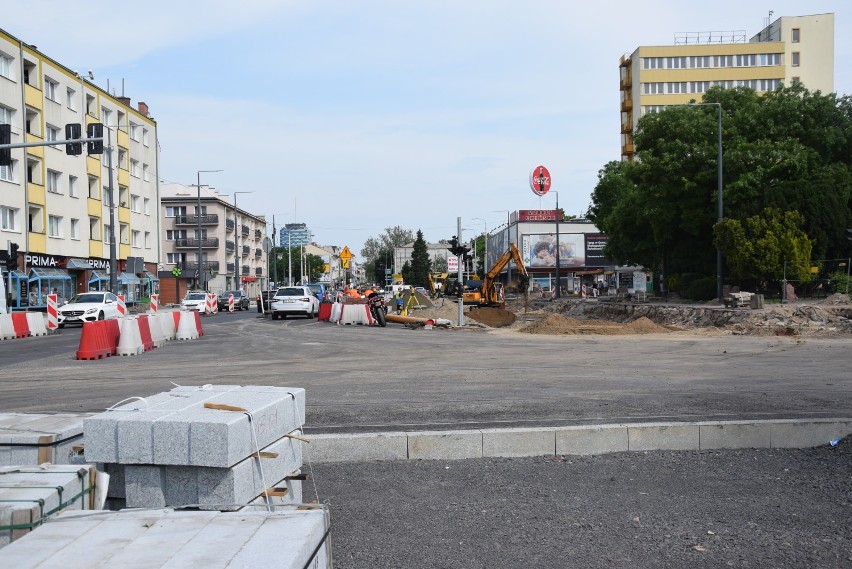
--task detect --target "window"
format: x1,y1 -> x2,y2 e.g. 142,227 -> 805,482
88,176 -> 99,199
792,28 -> 800,43
0,105 -> 13,126
142,163 -> 149,181
47,170 -> 61,194
143,197 -> 150,215
165,206 -> 186,218
120,223 -> 129,244
142,128 -> 149,146
132,230 -> 140,247
791,76 -> 801,84
117,148 -> 127,169
0,161 -> 14,182
66,87 -> 76,110
129,122 -> 139,141
89,217 -> 100,240
48,215 -> 62,237
46,124 -> 59,142
117,110 -> 125,131
44,78 -> 58,102
70,218 -> 79,240
0,52 -> 13,80
118,186 -> 128,207
1,206 -> 19,231
103,224 -> 112,244
130,159 -> 140,177
69,175 -> 78,197
28,205 -> 43,233
166,229 -> 187,240
792,52 -> 800,67
144,231 -> 151,248
130,194 -> 140,212
101,106 -> 111,126
167,253 -> 186,264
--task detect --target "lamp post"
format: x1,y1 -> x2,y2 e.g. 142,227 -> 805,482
550,191 -> 561,298
687,102 -> 724,302
196,169 -> 222,291
232,191 -> 253,291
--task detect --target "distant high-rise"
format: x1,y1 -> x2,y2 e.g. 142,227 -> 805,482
620,13 -> 834,161
279,223 -> 311,247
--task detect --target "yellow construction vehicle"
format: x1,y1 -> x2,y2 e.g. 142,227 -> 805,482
461,243 -> 529,308
427,272 -> 449,297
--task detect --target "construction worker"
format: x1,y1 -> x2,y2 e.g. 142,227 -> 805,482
346,286 -> 361,299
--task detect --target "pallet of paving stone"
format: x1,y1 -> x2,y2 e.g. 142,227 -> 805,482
124,429 -> 304,510
0,506 -> 332,568
84,385 -> 306,467
0,464 -> 98,548
0,413 -> 91,466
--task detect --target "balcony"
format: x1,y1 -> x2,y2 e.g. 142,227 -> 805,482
254,229 -> 262,240
242,245 -> 250,256
180,261 -> 220,273
241,225 -> 250,237
175,214 -> 219,226
175,238 -> 219,249
254,248 -> 262,258
621,121 -> 633,134
225,240 -> 235,252
225,219 -> 235,232
227,263 -> 236,274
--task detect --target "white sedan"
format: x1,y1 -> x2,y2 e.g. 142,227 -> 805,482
181,291 -> 208,311
270,286 -> 321,319
58,292 -> 122,327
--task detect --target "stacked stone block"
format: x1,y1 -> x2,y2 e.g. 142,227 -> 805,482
0,413 -> 91,466
84,385 -> 307,511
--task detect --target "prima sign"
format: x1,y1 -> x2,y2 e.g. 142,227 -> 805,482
25,254 -> 61,268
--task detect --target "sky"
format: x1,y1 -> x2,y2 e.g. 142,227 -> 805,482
6,1 -> 851,259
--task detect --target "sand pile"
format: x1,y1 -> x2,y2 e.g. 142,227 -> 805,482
518,314 -> 673,335
466,307 -> 516,327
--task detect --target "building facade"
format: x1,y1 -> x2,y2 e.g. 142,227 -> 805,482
1,29 -> 160,308
279,223 -> 311,248
159,183 -> 267,303
620,13 -> 834,161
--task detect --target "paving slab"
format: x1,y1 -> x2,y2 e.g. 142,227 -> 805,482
408,430 -> 482,460
628,422 -> 700,451
698,421 -> 772,449
482,427 -> 555,457
556,424 -> 629,455
0,413 -> 90,466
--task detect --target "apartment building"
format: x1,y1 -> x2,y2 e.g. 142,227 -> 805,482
620,13 -> 834,161
0,29 -> 159,308
159,183 -> 268,303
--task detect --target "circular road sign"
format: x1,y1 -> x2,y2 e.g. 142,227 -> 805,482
530,165 -> 552,196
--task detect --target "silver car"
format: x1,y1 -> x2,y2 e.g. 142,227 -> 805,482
270,286 -> 321,320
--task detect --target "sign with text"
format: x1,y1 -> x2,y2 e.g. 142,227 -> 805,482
447,256 -> 459,272
529,165 -> 551,196
518,209 -> 560,222
584,233 -> 616,267
522,234 -> 586,268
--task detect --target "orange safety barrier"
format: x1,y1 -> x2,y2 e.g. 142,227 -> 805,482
193,310 -> 205,337
318,303 -> 332,322
137,315 -> 155,352
11,312 -> 30,338
76,320 -> 117,360
106,319 -> 121,347
172,311 -> 182,328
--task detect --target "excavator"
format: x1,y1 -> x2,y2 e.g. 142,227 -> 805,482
460,243 -> 529,308
426,272 -> 449,297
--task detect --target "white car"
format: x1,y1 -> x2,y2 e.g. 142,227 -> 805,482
270,286 -> 321,320
181,291 -> 208,311
58,291 -> 121,327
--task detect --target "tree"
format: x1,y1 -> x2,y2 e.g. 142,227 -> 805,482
361,226 -> 414,266
410,230 -> 431,287
400,261 -> 412,286
714,208 -> 813,285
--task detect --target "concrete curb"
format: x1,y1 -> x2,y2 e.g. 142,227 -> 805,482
304,418 -> 852,463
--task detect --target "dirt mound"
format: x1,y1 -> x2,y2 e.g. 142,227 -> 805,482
466,307 -> 516,327
823,293 -> 851,305
518,314 -> 673,336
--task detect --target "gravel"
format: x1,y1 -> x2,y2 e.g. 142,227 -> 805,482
311,443 -> 851,568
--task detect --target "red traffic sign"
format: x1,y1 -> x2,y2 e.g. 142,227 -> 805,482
530,165 -> 551,196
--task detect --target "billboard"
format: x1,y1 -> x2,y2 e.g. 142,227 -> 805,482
584,233 -> 616,267
522,234 -> 586,268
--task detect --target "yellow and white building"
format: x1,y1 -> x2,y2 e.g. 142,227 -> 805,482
0,29 -> 159,308
620,13 -> 834,161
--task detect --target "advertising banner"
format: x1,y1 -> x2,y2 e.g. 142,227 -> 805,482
522,234 -> 586,268
584,233 -> 616,267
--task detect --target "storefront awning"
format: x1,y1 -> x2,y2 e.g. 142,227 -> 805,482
145,271 -> 159,282
89,271 -> 110,283
66,259 -> 94,270
29,267 -> 71,280
118,272 -> 141,284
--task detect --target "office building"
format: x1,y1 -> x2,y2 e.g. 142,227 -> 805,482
279,223 -> 311,248
620,13 -> 834,160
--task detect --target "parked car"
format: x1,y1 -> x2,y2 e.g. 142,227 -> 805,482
218,290 -> 250,311
269,286 -> 321,320
57,291 -> 121,327
256,289 -> 278,313
181,291 -> 208,311
304,283 -> 327,301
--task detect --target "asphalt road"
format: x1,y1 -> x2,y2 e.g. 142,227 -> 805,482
0,310 -> 849,432
2,310 -> 851,567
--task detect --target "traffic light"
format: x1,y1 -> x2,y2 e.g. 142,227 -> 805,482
7,242 -> 19,271
65,123 -> 82,155
447,236 -> 459,254
0,124 -> 11,167
87,123 -> 104,154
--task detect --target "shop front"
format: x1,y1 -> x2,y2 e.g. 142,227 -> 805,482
27,267 -> 73,308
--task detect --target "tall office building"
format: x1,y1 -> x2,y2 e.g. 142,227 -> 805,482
0,29 -> 159,308
279,223 -> 311,248
620,13 -> 834,161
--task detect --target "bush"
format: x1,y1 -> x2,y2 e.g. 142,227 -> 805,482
683,277 -> 717,301
829,271 -> 852,294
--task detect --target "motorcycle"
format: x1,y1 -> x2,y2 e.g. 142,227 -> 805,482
366,292 -> 387,327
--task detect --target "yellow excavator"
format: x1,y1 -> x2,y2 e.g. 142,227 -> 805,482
427,272 -> 449,297
461,243 -> 529,308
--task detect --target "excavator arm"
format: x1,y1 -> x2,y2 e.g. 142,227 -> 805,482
480,243 -> 529,304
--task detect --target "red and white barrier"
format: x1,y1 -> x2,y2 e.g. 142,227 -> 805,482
117,295 -> 127,318
176,311 -> 200,340
204,293 -> 215,316
116,317 -> 143,356
25,312 -> 48,336
149,294 -> 159,313
0,314 -> 16,340
46,294 -> 58,331
228,293 -> 234,312
581,285 -> 587,299
212,293 -> 219,314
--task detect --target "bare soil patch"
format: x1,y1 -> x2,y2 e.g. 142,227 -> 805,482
518,314 -> 673,335
466,307 -> 516,327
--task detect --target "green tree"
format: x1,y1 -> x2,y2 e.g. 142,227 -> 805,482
410,230 -> 431,287
400,261 -> 412,286
714,208 -> 813,284
361,226 -> 414,267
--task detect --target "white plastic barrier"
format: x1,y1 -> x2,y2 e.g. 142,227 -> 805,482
25,312 -> 48,336
330,303 -> 343,323
339,304 -> 373,325
148,314 -> 166,348
159,312 -> 176,341
116,317 -> 143,356
0,314 -> 16,340
175,310 -> 199,340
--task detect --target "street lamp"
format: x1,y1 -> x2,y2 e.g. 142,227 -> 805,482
687,102 -> 724,302
551,191 -> 561,298
196,169 -> 223,291
232,191 -> 253,291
